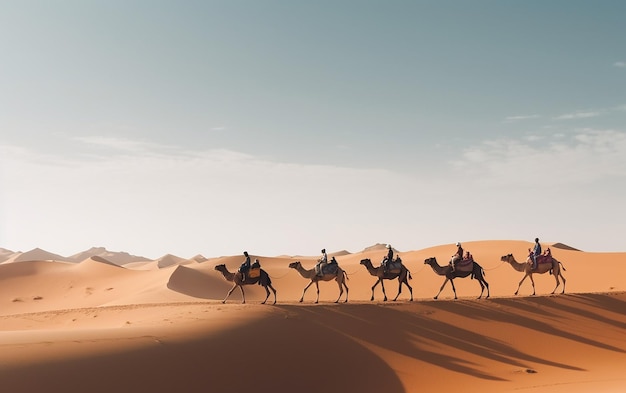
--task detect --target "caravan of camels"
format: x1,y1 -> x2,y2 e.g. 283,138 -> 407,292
215,240 -> 567,304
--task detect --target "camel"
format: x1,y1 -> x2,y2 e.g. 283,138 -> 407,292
359,258 -> 413,301
424,257 -> 490,300
288,261 -> 349,303
500,253 -> 566,295
214,264 -> 277,304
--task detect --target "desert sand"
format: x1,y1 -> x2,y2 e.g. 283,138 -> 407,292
0,240 -> 624,392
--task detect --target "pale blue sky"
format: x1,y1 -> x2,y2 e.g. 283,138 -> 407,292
1,1 -> 625,259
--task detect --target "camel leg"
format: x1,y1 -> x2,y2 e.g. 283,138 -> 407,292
404,278 -> 414,301
342,279 -> 349,303
269,284 -> 277,304
449,279 -> 458,300
434,278 -> 450,300
477,280 -> 485,299
559,272 -> 566,294
528,274 -> 536,296
475,272 -> 489,299
300,281 -> 314,303
334,277 -> 343,303
370,279 -> 381,301
223,283 -> 238,304
262,286 -> 270,304
393,274 -> 411,301
551,269 -> 563,294
483,278 -> 490,299
515,274 -> 529,295
380,279 -> 388,301
315,282 -> 321,304
239,285 -> 246,304
393,278 -> 403,301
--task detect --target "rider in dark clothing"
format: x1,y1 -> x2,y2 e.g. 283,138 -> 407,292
531,238 -> 542,270
239,251 -> 251,281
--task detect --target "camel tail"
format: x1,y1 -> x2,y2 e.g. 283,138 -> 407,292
559,261 -> 567,272
408,270 -> 413,280
343,270 -> 349,281
470,266 -> 485,280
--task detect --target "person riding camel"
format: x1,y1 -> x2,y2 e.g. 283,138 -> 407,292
315,248 -> 328,277
450,242 -> 463,272
543,247 -> 551,258
530,238 -> 542,270
239,251 -> 251,281
382,244 -> 394,273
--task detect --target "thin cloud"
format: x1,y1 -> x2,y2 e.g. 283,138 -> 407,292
614,61 -> 626,68
504,114 -> 540,122
451,129 -> 626,187
553,111 -> 601,120
72,136 -> 177,155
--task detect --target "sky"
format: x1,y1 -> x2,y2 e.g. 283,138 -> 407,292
1,1 -> 625,259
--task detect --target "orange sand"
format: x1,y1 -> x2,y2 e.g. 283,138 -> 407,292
0,240 -> 624,392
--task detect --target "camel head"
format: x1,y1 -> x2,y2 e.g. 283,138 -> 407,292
500,254 -> 513,262
288,261 -> 301,269
359,258 -> 371,266
214,264 -> 226,271
424,257 -> 437,265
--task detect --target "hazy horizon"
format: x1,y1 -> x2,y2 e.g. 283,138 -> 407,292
2,1 -> 625,259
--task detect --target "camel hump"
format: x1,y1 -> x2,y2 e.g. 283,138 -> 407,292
387,260 -> 403,273
248,267 -> 261,278
537,255 -> 554,265
455,260 -> 474,273
321,263 -> 339,276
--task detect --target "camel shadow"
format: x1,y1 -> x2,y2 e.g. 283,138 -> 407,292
456,296 -> 626,353
550,293 -> 626,330
276,293 -> 626,383
284,303 -> 582,382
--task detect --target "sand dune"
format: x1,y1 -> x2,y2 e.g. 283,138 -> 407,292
0,240 -> 624,392
67,246 -> 151,265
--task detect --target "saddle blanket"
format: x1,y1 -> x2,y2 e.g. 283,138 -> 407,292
320,263 -> 338,275
528,255 -> 554,265
248,267 -> 261,278
383,261 -> 402,274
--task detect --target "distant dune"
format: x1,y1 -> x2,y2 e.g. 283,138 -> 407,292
0,240 -> 624,393
550,242 -> 581,251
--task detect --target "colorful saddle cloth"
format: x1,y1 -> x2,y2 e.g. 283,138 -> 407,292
535,254 -> 554,265
248,267 -> 261,278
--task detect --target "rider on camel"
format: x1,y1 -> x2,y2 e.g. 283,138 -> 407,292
451,242 -> 463,272
239,251 -> 251,281
530,238 -> 542,270
382,244 -> 394,273
315,248 -> 328,277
